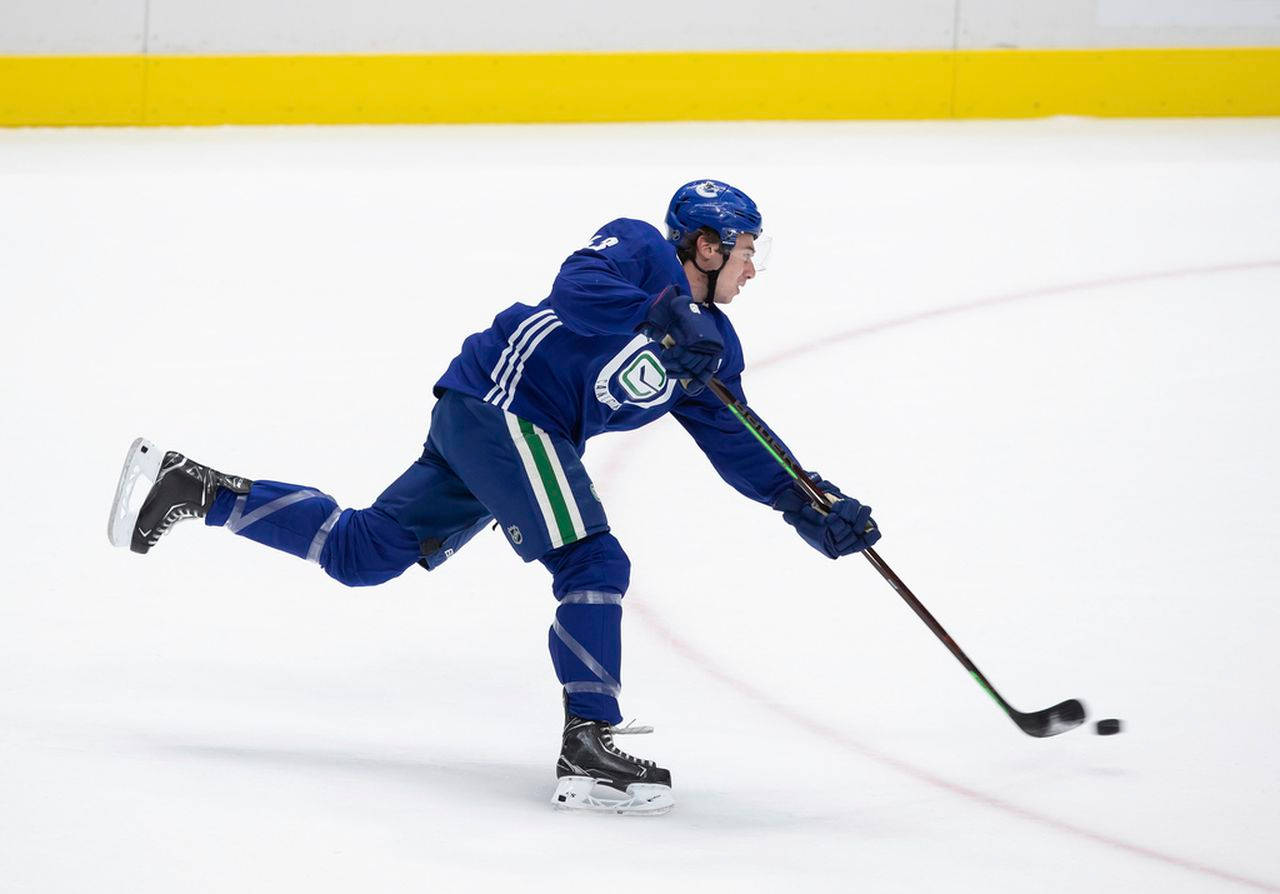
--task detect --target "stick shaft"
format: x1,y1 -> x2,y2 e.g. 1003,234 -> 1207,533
702,376 -> 1017,715
858,547 -> 1015,713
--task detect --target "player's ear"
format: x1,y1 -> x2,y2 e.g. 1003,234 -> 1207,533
697,232 -> 721,260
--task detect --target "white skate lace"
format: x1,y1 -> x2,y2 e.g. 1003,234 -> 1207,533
600,724 -> 655,768
609,719 -> 654,735
150,504 -> 202,544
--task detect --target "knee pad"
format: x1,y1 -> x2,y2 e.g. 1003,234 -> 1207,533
539,531 -> 630,599
320,506 -> 423,587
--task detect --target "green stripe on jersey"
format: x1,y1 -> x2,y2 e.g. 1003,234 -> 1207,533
518,418 -> 578,546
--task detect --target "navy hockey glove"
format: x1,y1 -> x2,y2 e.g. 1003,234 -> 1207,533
641,287 -> 724,394
772,474 -> 881,559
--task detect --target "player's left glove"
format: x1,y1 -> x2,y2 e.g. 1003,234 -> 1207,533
772,473 -> 881,559
641,286 -> 724,394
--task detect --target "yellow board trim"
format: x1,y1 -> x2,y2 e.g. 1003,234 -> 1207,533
2,48 -> 1278,126
0,56 -> 147,125
955,48 -> 1280,118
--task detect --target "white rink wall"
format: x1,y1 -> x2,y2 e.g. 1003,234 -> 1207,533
3,0 -> 1280,55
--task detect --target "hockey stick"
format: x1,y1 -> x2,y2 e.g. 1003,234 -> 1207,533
701,376 -> 1086,738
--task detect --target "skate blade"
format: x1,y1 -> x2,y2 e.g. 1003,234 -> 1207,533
551,776 -> 673,816
107,437 -> 163,548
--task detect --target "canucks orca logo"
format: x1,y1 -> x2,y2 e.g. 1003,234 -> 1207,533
694,181 -> 723,198
618,350 -> 667,401
594,337 -> 678,411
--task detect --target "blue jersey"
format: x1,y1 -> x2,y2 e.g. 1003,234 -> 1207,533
435,218 -> 793,505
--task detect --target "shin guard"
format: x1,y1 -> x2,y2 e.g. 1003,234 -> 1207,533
541,532 -> 631,724
206,481 -> 421,586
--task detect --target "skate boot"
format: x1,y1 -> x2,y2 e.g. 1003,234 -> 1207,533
552,712 -> 673,816
108,437 -> 252,554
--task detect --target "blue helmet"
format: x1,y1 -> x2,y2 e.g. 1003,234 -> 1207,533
665,179 -> 763,251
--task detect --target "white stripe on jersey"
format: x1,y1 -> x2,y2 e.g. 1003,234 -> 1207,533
495,313 -> 558,396
485,309 -> 555,402
500,319 -> 562,411
488,311 -> 560,407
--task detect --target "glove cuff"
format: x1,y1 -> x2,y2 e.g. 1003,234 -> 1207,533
770,472 -> 844,513
641,285 -> 685,337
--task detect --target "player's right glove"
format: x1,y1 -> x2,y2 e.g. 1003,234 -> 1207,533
772,473 -> 881,559
641,286 -> 724,394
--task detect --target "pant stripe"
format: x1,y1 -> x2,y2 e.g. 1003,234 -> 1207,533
306,507 -> 343,563
508,415 -> 584,548
226,489 -> 323,534
536,426 -> 587,540
520,420 -> 577,546
505,413 -> 564,547
553,619 -> 620,694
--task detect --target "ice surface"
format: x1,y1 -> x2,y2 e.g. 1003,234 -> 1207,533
1,118 -> 1278,893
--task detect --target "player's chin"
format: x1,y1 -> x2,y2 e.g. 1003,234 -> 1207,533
717,285 -> 744,304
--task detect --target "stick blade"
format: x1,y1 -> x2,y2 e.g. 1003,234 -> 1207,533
1013,699 -> 1086,738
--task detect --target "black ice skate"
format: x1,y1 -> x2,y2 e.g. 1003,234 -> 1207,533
107,437 -> 252,554
553,712 -> 673,815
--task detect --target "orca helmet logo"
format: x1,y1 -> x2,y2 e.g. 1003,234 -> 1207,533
694,181 -> 723,199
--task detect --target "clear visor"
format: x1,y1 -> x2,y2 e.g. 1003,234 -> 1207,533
728,233 -> 772,272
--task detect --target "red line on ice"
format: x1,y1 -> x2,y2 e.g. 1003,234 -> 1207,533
757,258 -> 1280,369
630,602 -> 1278,892
609,258 -> 1280,893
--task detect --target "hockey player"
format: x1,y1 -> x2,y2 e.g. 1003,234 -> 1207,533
107,179 -> 881,815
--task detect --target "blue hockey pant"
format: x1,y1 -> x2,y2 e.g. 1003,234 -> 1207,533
204,389 -> 630,723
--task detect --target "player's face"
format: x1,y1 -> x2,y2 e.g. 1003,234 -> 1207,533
712,234 -> 757,304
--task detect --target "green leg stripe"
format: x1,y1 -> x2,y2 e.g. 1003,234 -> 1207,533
518,418 -> 578,545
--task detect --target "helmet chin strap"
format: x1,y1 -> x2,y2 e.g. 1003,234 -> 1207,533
692,250 -> 728,303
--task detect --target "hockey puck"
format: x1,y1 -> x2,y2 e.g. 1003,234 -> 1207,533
1095,718 -> 1123,735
